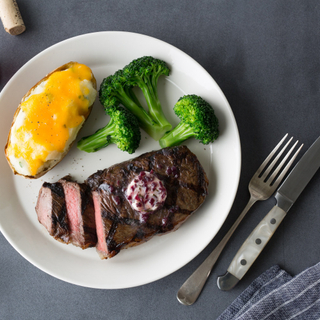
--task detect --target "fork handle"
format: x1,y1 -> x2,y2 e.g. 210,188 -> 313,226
217,205 -> 287,290
176,196 -> 257,306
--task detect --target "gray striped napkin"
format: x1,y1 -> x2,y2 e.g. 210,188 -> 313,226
217,262 -> 320,320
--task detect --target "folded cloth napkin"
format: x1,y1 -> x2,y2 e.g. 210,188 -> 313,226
217,262 -> 320,320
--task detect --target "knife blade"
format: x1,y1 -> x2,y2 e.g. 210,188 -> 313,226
217,136 -> 320,291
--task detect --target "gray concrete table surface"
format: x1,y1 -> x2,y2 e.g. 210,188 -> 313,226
1,1 -> 320,319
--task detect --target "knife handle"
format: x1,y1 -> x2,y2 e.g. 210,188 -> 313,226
227,205 -> 287,282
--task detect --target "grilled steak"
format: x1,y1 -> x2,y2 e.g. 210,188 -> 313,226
36,181 -> 70,243
86,145 -> 209,259
59,176 -> 97,249
36,176 -> 97,248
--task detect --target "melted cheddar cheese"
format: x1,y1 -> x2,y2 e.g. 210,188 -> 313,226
7,62 -> 97,176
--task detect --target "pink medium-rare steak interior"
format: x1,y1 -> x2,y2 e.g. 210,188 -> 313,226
59,176 -> 97,249
92,190 -> 110,258
63,181 -> 80,239
36,186 -> 53,233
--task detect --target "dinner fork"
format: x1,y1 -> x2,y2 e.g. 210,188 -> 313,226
177,134 -> 302,306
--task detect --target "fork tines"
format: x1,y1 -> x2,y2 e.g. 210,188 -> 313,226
258,134 -> 303,185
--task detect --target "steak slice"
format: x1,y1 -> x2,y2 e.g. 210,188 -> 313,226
36,181 -> 70,243
86,145 -> 209,259
59,176 -> 97,249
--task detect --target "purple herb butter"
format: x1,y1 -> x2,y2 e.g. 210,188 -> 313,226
125,170 -> 167,219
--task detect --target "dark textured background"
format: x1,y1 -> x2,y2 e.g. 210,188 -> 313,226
1,1 -> 320,319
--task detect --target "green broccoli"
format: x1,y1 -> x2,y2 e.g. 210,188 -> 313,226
159,94 -> 219,148
99,56 -> 172,141
77,105 -> 141,154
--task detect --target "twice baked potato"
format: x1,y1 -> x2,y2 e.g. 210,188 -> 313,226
5,61 -> 97,179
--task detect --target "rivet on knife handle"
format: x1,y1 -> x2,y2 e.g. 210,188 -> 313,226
217,205 -> 287,291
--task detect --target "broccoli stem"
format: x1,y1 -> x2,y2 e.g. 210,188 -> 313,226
77,120 -> 116,153
115,85 -> 167,140
159,122 -> 195,148
138,80 -> 172,134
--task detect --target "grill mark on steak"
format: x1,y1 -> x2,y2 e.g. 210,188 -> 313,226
36,182 -> 70,243
43,182 -> 64,198
43,182 -> 69,232
79,186 -> 98,247
105,220 -> 119,255
86,145 -> 209,259
80,187 -> 90,214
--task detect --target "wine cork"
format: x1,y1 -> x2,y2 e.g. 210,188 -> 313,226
0,0 -> 26,35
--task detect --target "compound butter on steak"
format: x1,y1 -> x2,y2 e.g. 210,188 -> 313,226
86,145 -> 209,259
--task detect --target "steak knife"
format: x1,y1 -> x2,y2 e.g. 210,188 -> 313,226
217,136 -> 320,291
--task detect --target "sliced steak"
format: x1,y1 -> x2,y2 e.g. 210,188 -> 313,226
36,181 -> 70,243
59,176 -> 97,249
86,145 -> 209,259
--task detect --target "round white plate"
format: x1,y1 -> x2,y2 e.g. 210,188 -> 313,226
0,31 -> 241,289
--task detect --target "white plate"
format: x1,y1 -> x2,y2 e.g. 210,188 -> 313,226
0,31 -> 241,289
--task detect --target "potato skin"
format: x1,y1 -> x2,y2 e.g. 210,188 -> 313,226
4,61 -> 97,179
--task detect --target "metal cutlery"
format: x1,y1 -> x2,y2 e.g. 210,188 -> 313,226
177,134 -> 302,305
217,136 -> 320,290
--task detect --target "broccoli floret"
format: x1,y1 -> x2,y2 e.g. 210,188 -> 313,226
99,56 -> 172,141
99,70 -> 144,112
122,56 -> 172,135
77,105 -> 141,154
159,94 -> 219,148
